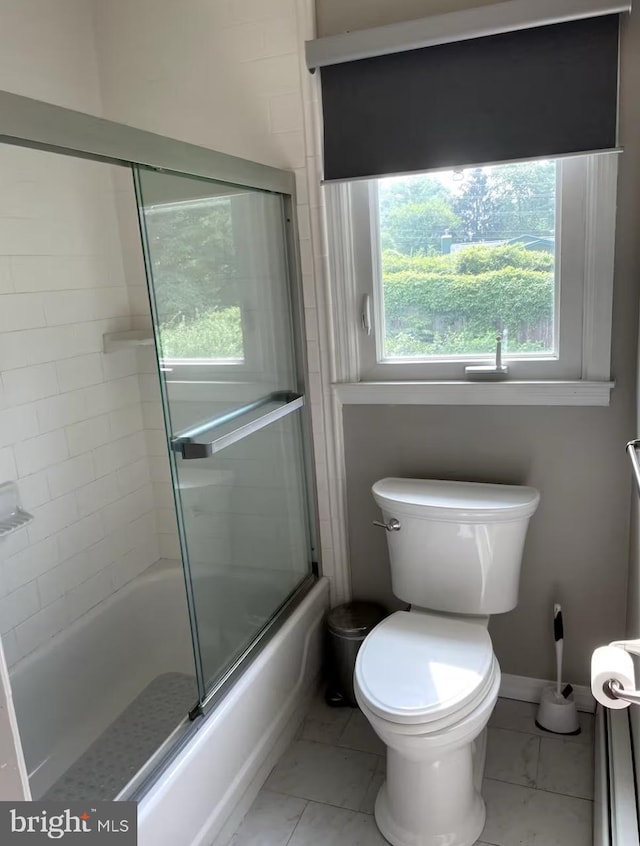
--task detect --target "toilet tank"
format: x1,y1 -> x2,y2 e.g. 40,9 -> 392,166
372,478 -> 540,615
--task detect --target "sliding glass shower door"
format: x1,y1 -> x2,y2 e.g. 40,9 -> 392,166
134,166 -> 316,705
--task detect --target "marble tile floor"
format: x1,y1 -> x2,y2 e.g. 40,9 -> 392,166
228,694 -> 595,846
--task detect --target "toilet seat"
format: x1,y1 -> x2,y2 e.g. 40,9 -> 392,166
355,611 -> 495,726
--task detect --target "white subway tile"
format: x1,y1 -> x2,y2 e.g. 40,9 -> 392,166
0,447 -> 17,481
42,290 -> 95,326
56,540 -> 111,597
36,390 -> 87,434
0,257 -> 13,294
0,582 -> 40,634
92,288 -> 129,321
57,513 -> 104,562
1,363 -> 59,407
138,374 -> 162,403
244,53 -> 300,96
0,294 -> 47,332
102,485 -> 154,535
37,565 -> 67,608
149,456 -> 172,485
158,532 -> 181,560
114,512 -> 157,557
76,474 -> 120,517
27,494 -> 78,544
141,401 -> 164,430
127,286 -> 152,318
110,542 -> 157,591
67,569 -> 112,621
13,596 -> 68,657
263,15 -> 297,54
145,430 -> 169,458
66,414 -> 111,457
229,0 -> 295,24
93,431 -> 146,478
15,429 -> 68,476
102,349 -> 138,381
83,375 -> 140,415
47,454 -> 95,498
108,404 -> 143,440
2,537 -> 58,593
56,353 -> 103,392
116,458 -> 151,495
0,328 -> 59,369
10,255 -> 115,293
152,484 -> 176,510
223,22 -> 266,63
18,470 -> 51,511
0,405 -> 40,449
269,93 -> 304,134
1,630 -> 20,667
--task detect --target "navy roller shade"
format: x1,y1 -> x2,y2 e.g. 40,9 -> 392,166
320,15 -> 620,181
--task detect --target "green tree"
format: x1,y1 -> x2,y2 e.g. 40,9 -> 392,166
382,199 -> 459,254
489,160 -> 556,238
144,198 -> 237,325
453,169 -> 500,241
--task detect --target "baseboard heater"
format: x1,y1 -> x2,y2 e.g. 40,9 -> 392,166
595,706 -> 640,846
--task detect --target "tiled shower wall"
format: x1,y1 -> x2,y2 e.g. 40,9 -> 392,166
0,150 -> 162,668
0,0 -> 169,669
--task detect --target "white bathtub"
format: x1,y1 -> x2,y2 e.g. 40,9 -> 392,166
138,575 -> 328,846
9,559 -> 196,799
9,558 -> 328,845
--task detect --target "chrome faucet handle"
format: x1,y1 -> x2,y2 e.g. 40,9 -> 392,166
372,518 -> 401,532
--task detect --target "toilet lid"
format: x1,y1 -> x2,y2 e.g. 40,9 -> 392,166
355,611 -> 494,725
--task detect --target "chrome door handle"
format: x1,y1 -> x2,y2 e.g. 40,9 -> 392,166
372,518 -> 401,532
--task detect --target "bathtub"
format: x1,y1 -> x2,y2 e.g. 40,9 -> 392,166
9,559 -> 196,800
9,558 -> 328,845
137,575 -> 328,846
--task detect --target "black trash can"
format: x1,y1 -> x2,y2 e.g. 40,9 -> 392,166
326,602 -> 386,707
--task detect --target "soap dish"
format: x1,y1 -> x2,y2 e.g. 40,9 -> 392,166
0,482 -> 34,537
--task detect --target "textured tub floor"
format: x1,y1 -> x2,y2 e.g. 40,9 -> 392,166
44,672 -> 195,801
228,693 -> 595,846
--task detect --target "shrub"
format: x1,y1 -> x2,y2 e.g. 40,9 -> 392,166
381,245 -> 554,355
160,307 -> 244,359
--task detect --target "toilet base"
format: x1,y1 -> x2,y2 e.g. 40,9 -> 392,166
374,778 -> 486,846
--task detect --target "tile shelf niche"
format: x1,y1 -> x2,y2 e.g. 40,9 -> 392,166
102,330 -> 154,353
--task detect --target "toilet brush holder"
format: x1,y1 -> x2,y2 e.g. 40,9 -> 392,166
535,685 -> 580,735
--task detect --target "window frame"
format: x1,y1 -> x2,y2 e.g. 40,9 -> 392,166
326,153 -> 618,405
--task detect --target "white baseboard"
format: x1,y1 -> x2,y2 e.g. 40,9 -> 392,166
500,673 -> 595,713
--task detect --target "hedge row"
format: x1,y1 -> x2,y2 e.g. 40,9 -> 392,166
382,246 -> 554,354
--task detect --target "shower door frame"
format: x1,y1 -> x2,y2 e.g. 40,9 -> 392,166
0,88 -> 321,794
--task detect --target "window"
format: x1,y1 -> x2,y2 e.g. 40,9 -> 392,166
336,153 -> 617,395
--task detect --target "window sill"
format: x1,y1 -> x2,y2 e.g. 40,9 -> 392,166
332,380 -> 615,406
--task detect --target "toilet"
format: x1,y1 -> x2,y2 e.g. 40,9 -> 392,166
355,478 -> 540,846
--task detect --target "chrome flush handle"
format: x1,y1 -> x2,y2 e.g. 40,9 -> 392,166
372,518 -> 401,532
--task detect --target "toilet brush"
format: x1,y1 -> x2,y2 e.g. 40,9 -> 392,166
535,603 -> 580,735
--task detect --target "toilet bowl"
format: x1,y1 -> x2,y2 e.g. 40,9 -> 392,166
359,478 -> 540,846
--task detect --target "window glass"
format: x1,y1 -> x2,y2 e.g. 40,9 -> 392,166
376,160 -> 557,360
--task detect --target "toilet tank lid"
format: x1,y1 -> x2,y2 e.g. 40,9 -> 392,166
372,478 -> 540,522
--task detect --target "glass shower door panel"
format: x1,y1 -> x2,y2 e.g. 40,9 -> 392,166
177,409 -> 311,685
135,166 -> 314,699
136,168 -> 296,430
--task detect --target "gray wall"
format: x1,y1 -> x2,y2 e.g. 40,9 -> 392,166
324,0 -> 640,686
